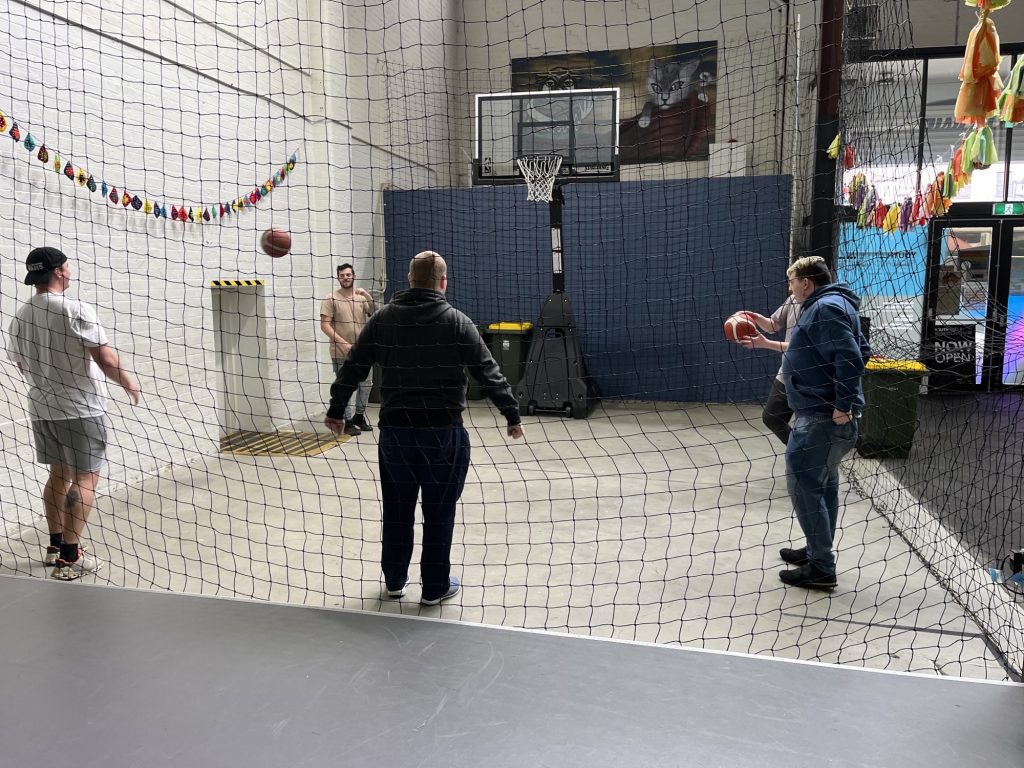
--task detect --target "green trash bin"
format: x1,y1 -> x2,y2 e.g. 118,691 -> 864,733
486,321 -> 534,388
466,325 -> 490,401
857,358 -> 928,458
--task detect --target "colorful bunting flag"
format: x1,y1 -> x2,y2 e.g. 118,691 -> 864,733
1,107 -> 299,223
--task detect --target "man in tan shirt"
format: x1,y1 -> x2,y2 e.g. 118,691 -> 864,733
320,263 -> 375,436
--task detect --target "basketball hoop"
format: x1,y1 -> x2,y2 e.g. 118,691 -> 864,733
516,154 -> 563,202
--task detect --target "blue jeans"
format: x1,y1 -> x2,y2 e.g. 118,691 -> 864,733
332,359 -> 372,420
378,425 -> 470,600
785,412 -> 859,575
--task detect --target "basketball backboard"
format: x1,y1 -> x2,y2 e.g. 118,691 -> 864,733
473,88 -> 620,184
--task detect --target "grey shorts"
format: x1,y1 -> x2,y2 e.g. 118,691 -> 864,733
32,416 -> 109,474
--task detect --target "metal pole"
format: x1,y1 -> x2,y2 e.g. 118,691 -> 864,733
808,0 -> 845,267
788,13 -> 802,261
777,0 -> 792,176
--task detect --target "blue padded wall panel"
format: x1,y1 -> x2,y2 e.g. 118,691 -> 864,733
383,177 -> 791,403
383,186 -> 549,329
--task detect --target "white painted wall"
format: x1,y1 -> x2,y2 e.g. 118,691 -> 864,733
0,0 -> 473,532
329,0 -> 462,290
0,0 -> 333,530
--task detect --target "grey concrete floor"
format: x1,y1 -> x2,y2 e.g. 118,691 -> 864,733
1,401 -> 1017,679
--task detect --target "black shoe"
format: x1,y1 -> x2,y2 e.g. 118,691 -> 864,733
385,580 -> 408,599
779,546 -> 809,566
350,413 -> 373,432
343,423 -> 362,437
779,563 -> 837,590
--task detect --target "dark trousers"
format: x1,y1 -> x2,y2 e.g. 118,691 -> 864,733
378,425 -> 470,600
763,378 -> 793,445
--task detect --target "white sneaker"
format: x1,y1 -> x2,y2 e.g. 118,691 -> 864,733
44,543 -> 87,566
51,551 -> 103,581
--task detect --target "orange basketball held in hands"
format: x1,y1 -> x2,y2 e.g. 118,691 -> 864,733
260,228 -> 291,258
723,312 -> 758,342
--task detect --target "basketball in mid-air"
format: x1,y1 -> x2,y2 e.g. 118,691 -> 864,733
723,312 -> 758,342
260,228 -> 291,258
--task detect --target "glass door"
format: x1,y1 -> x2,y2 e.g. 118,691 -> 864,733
924,216 -> 1024,390
923,222 -> 993,389
999,226 -> 1024,385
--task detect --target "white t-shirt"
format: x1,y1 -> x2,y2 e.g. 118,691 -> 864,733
770,296 -> 802,381
7,292 -> 109,421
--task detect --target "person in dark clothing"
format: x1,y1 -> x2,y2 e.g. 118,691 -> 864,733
777,257 -> 870,590
738,293 -> 802,445
325,251 -> 525,605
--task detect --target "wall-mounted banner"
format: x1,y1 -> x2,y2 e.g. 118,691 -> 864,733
0,107 -> 298,223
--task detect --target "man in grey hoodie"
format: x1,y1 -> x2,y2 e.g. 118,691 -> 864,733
777,257 -> 870,590
325,251 -> 525,605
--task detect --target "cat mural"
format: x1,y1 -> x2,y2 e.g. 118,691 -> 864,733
619,54 -> 714,163
637,57 -> 702,128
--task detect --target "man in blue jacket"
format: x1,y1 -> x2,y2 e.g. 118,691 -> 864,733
778,257 -> 870,590
325,251 -> 525,605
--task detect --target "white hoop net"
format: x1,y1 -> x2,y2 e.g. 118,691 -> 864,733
516,154 -> 563,202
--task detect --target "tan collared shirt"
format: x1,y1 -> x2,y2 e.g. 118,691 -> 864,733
320,289 -> 373,360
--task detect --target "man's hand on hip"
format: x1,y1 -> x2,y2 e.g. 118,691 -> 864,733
832,408 -> 854,425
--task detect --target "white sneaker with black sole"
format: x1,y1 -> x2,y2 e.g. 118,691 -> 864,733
51,551 -> 104,581
385,580 -> 408,599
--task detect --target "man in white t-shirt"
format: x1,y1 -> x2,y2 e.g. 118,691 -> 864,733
7,247 -> 140,580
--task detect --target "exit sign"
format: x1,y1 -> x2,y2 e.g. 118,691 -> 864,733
993,202 -> 1024,215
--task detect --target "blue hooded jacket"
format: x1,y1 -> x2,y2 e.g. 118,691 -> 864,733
781,284 -> 871,414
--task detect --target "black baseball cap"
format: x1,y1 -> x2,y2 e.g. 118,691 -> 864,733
24,247 -> 68,285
